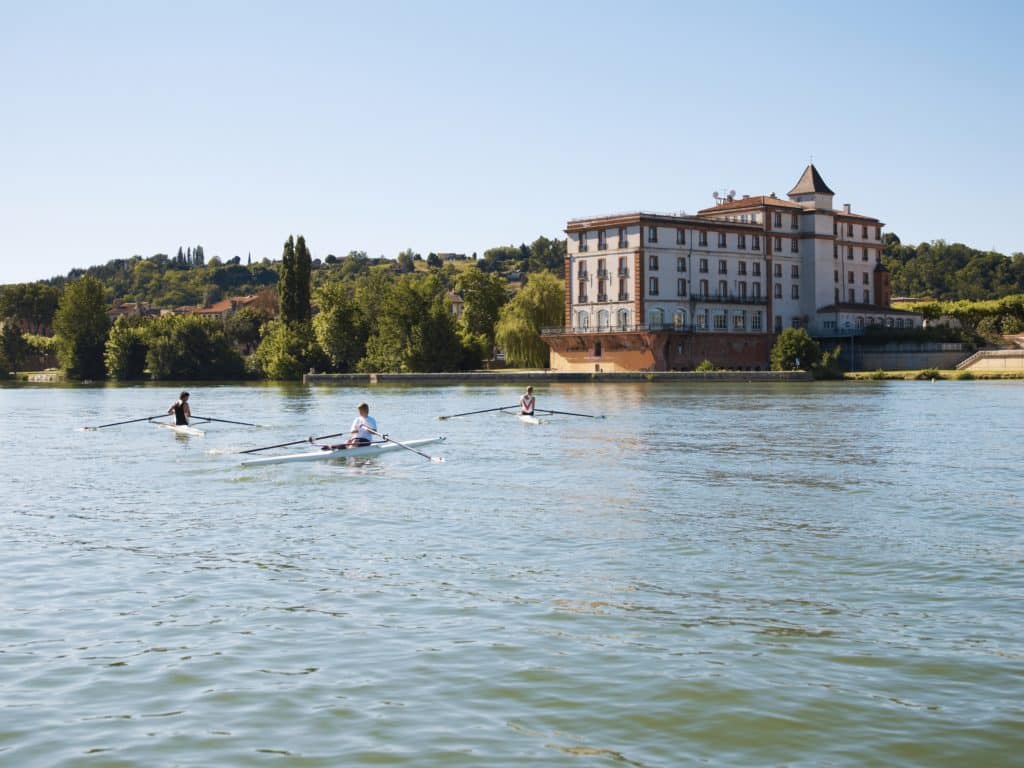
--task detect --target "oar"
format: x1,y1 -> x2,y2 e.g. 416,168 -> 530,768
190,415 -> 260,427
534,409 -> 606,419
82,414 -> 167,431
239,431 -> 349,454
438,405 -> 519,420
368,428 -> 445,463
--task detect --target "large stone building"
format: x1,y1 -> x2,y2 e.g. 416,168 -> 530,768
543,164 -> 921,371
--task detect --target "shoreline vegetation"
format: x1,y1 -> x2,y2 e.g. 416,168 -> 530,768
3,233 -> 1024,382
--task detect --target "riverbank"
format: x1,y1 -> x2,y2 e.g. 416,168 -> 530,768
304,370 -> 814,384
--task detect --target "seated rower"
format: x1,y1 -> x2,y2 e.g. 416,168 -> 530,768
321,402 -> 379,450
519,386 -> 535,416
168,391 -> 191,425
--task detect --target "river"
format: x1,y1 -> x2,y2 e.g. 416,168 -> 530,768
1,381 -> 1021,766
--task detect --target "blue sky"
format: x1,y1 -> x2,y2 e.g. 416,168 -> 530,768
2,0 -> 1021,283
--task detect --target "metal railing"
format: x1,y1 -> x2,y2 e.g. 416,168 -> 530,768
542,323 -> 696,336
692,294 -> 768,305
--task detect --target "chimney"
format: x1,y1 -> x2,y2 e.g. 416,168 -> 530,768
742,194 -> 750,199
843,203 -> 851,214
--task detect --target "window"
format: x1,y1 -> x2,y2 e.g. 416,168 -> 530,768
752,235 -> 760,250
578,232 -> 588,252
597,258 -> 607,278
773,263 -> 782,278
752,282 -> 761,299
718,232 -> 727,248
578,286 -> 588,302
773,212 -> 782,227
848,288 -> 855,303
733,311 -> 746,330
791,213 -> 799,229
774,283 -> 782,298
577,261 -> 587,278
834,270 -> 839,283
737,281 -> 747,299
862,248 -> 868,261
577,311 -> 588,329
862,225 -> 868,238
738,234 -> 746,249
738,261 -> 747,275
597,230 -> 607,250
774,315 -> 782,333
875,226 -> 881,241
833,220 -> 838,235
863,289 -> 871,304
791,264 -> 799,278
862,272 -> 869,285
647,226 -> 658,243
718,259 -> 728,274
649,253 -> 658,269
714,312 -> 727,330
618,227 -> 628,248
617,309 -> 629,329
676,228 -> 685,245
855,317 -> 864,329
847,223 -> 853,236
697,310 -> 708,330
648,308 -> 664,328
847,246 -> 853,260
699,279 -> 709,297
699,258 -> 708,273
618,257 -> 628,277
752,262 -> 761,276
649,277 -> 659,295
790,238 -> 799,253
677,278 -> 687,296
594,340 -> 602,356
773,237 -> 782,252
834,287 -> 840,302
699,231 -> 708,246
676,257 -> 686,272
752,312 -> 762,330
718,279 -> 728,297
597,279 -> 607,302
791,284 -> 799,299
791,317 -> 801,329
673,310 -> 687,329
597,310 -> 609,330
618,278 -> 628,301
833,243 -> 838,258
848,271 -> 854,283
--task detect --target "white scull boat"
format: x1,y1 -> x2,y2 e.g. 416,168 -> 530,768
157,422 -> 205,437
240,436 -> 445,467
517,414 -> 541,425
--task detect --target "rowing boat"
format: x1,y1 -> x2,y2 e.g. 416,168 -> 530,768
157,422 -> 205,437
517,414 -> 541,425
240,436 -> 445,467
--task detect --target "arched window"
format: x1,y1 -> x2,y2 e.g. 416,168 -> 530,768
597,309 -> 609,330
648,308 -> 664,329
577,311 -> 589,330
617,309 -> 629,330
855,316 -> 864,329
673,309 -> 687,329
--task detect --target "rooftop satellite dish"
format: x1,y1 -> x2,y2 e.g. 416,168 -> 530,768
729,189 -> 736,197
712,191 -> 720,200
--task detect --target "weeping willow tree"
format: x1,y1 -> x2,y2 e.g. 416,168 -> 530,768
494,271 -> 564,368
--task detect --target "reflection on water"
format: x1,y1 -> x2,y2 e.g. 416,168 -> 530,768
1,381 -> 1023,766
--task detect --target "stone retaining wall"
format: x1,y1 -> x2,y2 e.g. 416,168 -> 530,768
304,370 -> 813,385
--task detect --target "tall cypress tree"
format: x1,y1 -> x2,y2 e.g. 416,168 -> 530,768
279,236 -> 296,322
294,235 -> 312,322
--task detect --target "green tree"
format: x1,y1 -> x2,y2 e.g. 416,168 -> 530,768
494,271 -> 564,368
426,252 -> 442,269
251,319 -> 324,380
104,317 -> 148,380
0,322 -> 28,372
0,283 -> 61,333
770,328 -> 821,371
53,276 -> 110,380
144,314 -> 245,380
396,249 -> 415,274
528,236 -> 567,273
278,236 -> 297,322
224,306 -> 269,353
313,282 -> 366,372
455,267 -> 508,352
294,235 -> 312,321
359,274 -> 465,372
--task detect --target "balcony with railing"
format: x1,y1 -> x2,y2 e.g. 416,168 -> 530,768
618,267 -> 629,277
542,323 -> 695,336
597,268 -> 609,279
597,293 -> 608,302
693,293 -> 768,305
618,292 -> 629,301
577,271 -> 588,281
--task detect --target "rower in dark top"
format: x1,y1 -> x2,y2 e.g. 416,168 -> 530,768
519,386 -> 535,416
168,391 -> 192,426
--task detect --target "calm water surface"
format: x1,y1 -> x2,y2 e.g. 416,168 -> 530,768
1,381 -> 1022,766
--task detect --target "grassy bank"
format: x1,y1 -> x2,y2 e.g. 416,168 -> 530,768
845,369 -> 1024,381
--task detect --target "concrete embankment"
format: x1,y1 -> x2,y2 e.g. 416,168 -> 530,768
304,370 -> 813,385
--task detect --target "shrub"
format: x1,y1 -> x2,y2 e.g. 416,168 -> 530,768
695,359 -> 716,372
916,367 -> 943,380
867,368 -> 887,380
956,370 -> 975,380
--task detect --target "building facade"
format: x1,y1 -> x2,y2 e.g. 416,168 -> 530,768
544,165 -> 921,371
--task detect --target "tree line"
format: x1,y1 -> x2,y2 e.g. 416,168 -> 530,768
0,234 -> 565,380
882,234 -> 1024,301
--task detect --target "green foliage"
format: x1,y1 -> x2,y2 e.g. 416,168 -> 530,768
0,283 -> 61,333
251,320 -> 325,380
396,249 -> 416,274
0,322 -> 28,371
956,370 -> 975,380
695,359 -> 716,372
898,293 -> 1024,344
528,236 -> 567,273
813,346 -> 845,380
494,271 -> 564,368
104,317 -> 149,380
915,368 -> 943,380
313,282 -> 366,372
359,274 -> 466,372
223,306 -> 269,352
479,245 -> 520,274
426,252 -> 442,268
867,368 -> 887,380
278,235 -> 313,323
455,267 -> 508,351
144,314 -> 245,380
883,235 -> 1024,301
23,333 -> 57,355
53,276 -> 110,380
770,328 -> 821,372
